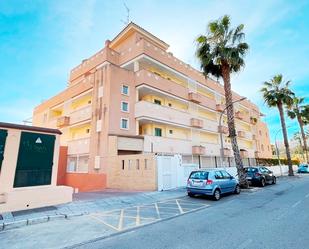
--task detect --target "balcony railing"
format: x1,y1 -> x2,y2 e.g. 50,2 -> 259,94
70,105 -> 92,125
67,137 -> 90,155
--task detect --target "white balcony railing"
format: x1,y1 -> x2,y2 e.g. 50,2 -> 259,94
70,105 -> 92,125
67,137 -> 90,155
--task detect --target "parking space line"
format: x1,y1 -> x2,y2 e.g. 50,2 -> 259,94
136,206 -> 140,226
88,214 -> 119,231
175,200 -> 184,214
292,200 -> 301,208
118,209 -> 124,230
155,203 -> 161,219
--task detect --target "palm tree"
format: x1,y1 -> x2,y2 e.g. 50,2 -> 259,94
196,15 -> 249,186
287,97 -> 309,163
293,132 -> 305,161
261,75 -> 295,176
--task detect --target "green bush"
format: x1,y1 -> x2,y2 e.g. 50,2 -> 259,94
256,158 -> 300,166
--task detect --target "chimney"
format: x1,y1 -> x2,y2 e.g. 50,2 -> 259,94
105,39 -> 111,48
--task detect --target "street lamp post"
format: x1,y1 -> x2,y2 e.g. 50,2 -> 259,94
274,126 -> 291,176
219,97 -> 247,169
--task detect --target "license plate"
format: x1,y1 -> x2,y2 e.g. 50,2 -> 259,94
246,177 -> 252,180
192,181 -> 203,187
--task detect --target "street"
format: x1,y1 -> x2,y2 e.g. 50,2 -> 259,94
1,175 -> 309,249
74,175 -> 309,249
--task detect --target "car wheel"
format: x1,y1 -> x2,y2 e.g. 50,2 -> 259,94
260,178 -> 266,187
188,192 -> 195,197
234,184 -> 240,194
272,176 -> 276,184
213,189 -> 221,201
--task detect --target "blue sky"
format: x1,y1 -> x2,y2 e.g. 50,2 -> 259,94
0,0 -> 308,143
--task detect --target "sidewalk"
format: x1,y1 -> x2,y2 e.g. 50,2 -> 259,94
0,188 -> 187,231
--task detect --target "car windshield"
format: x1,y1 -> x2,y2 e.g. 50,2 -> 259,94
189,171 -> 209,180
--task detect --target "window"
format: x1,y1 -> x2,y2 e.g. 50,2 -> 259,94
189,171 -> 208,180
122,160 -> 125,170
122,85 -> 129,95
67,155 -> 89,173
121,101 -> 129,112
259,130 -> 262,136
214,171 -> 223,179
221,171 -> 232,179
136,159 -> 140,170
169,129 -> 173,134
154,99 -> 161,105
261,144 -> 264,151
120,118 -> 129,129
86,128 -> 90,134
154,128 -> 162,137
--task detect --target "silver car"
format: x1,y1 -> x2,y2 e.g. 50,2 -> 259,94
186,169 -> 240,200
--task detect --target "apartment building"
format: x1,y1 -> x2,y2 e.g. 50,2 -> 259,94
33,22 -> 272,191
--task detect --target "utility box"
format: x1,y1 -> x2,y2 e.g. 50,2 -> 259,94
0,122 -> 73,213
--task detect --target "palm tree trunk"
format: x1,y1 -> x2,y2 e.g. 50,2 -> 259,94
222,62 -> 247,187
277,102 -> 294,176
297,115 -> 309,163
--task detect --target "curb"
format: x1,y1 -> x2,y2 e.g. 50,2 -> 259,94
0,212 -> 85,232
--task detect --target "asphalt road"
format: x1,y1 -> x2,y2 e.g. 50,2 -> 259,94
76,175 -> 309,249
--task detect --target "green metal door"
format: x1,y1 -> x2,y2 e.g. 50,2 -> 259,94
0,129 -> 8,171
13,131 -> 56,188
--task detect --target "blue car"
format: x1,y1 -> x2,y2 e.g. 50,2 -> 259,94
298,164 -> 309,173
186,169 -> 240,201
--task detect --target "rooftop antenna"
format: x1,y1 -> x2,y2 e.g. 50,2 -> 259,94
121,2 -> 130,26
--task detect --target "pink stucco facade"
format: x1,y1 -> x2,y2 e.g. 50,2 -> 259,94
33,22 -> 272,191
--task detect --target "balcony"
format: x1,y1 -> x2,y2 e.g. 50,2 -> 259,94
57,116 -> 70,128
188,92 -> 201,103
143,135 -> 192,154
70,105 -> 92,125
192,145 -> 205,155
67,137 -> 90,155
238,131 -> 246,138
216,104 -> 224,112
218,125 -> 228,134
240,150 -> 249,158
190,118 -> 203,128
135,100 -> 191,126
235,111 -> 244,120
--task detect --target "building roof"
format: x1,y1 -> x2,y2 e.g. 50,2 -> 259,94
0,122 -> 62,135
109,22 -> 169,51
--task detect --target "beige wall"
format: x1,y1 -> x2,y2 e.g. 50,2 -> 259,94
256,121 -> 272,158
0,127 -> 72,213
107,154 -> 157,191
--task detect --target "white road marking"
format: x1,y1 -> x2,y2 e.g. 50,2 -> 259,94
292,200 -> 302,208
118,209 -> 124,230
237,239 -> 253,249
175,200 -> 184,214
136,206 -> 140,226
155,203 -> 161,219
